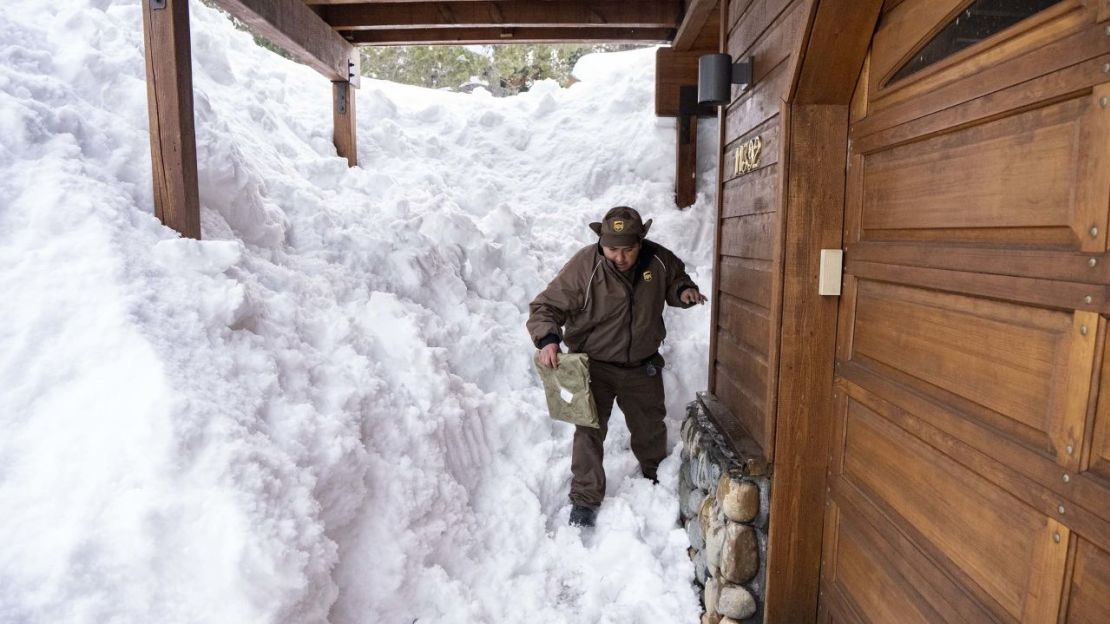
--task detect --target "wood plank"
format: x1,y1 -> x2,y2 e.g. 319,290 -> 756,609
726,0 -> 807,101
821,497 -> 964,624
866,0 -> 965,94
323,1 -> 682,30
720,211 -> 776,260
718,255 -> 772,308
673,0 -> 718,51
872,1 -> 1088,111
715,365 -> 770,452
840,360 -> 1110,528
728,0 -> 755,37
792,0 -> 883,104
212,0 -> 358,85
721,162 -> 777,218
724,57 -> 788,142
675,114 -> 697,207
332,81 -> 357,166
852,54 -> 1110,155
707,3 -> 728,395
848,261 -> 1108,315
142,0 -> 201,239
1085,335 -> 1110,484
698,390 -> 770,475
850,279 -> 1086,457
727,0 -> 796,61
722,115 -> 779,183
763,103 -> 847,624
855,12 -> 1109,139
341,26 -> 675,45
847,242 -> 1110,285
1065,538 -> 1110,623
656,47 -> 718,117
715,327 -> 770,401
858,96 -> 1094,250
717,292 -> 771,356
839,398 -> 1049,619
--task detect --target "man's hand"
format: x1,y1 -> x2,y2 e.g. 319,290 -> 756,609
681,288 -> 708,306
538,343 -> 561,368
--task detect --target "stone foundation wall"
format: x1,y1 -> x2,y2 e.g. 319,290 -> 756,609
679,398 -> 769,624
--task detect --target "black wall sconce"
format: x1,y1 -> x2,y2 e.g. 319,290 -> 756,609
697,54 -> 754,106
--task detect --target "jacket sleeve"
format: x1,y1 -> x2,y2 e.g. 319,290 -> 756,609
665,253 -> 699,308
527,253 -> 588,348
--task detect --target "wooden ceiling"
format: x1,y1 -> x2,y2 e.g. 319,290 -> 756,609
301,0 -> 700,46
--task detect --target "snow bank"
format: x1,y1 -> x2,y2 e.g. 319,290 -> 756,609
0,1 -> 718,622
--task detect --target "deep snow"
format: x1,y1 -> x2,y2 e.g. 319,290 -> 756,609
0,1 -> 719,622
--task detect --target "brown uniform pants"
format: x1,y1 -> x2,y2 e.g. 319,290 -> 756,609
569,360 -> 667,507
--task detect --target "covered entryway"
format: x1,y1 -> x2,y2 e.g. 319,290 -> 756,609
820,1 -> 1110,621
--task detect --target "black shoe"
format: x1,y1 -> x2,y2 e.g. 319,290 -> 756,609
642,468 -> 659,484
569,504 -> 598,528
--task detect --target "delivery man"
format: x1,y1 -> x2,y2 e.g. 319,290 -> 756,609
527,206 -> 706,527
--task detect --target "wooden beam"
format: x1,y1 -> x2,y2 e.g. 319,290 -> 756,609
343,27 -> 674,45
760,1 -> 883,622
675,112 -> 697,207
672,0 -> 718,51
656,46 -> 714,117
793,0 -> 883,104
323,1 -> 682,30
332,81 -> 358,167
142,0 -> 201,239
763,102 -> 845,624
210,0 -> 359,87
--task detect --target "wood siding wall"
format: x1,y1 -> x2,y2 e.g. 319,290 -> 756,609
709,0 -> 812,458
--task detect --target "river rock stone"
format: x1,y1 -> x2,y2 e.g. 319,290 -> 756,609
718,585 -> 757,620
720,522 -> 759,584
686,516 -> 705,550
687,488 -> 708,518
699,493 -> 715,534
704,577 -> 721,617
705,513 -> 725,578
717,476 -> 759,523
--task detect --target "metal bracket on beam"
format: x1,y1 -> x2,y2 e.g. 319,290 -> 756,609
335,81 -> 348,115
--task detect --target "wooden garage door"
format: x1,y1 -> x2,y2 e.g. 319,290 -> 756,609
820,1 -> 1110,622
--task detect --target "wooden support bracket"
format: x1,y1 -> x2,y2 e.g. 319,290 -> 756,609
142,0 -> 201,239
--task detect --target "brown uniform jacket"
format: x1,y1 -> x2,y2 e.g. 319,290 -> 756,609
527,240 -> 699,365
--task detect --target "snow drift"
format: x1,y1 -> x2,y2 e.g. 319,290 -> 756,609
0,1 -> 719,622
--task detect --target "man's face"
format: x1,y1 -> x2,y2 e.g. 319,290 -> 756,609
602,243 -> 641,272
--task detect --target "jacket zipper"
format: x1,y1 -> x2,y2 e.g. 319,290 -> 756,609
626,282 -> 634,364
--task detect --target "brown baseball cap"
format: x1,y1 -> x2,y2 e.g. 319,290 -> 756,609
589,206 -> 652,247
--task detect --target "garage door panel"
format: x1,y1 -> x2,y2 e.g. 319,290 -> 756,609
1065,538 -> 1110,623
1086,333 -> 1110,484
857,94 -> 1107,251
822,504 -> 943,624
849,279 -> 1095,466
837,396 -> 1057,618
821,492 -> 997,624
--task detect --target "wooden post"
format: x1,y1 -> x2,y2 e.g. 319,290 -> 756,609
675,112 -> 698,208
142,0 -> 201,239
333,81 -> 358,167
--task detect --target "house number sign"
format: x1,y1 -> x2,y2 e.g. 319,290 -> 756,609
733,136 -> 762,176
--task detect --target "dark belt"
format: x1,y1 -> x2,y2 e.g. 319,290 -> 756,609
591,353 -> 663,376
